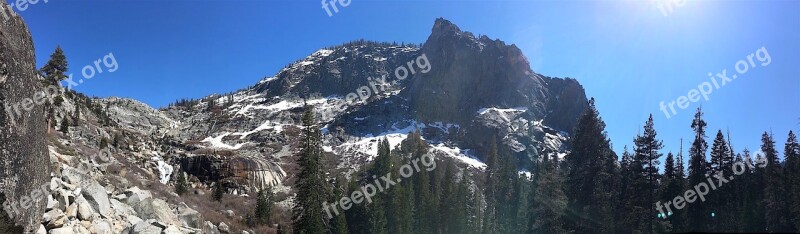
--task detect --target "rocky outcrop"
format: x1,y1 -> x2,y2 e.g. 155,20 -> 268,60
0,1 -> 52,232
543,77 -> 588,132
100,97 -> 178,135
180,155 -> 286,193
408,18 -> 551,124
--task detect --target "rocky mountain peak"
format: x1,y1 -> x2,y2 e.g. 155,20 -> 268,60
431,18 -> 464,37
409,18 -> 553,125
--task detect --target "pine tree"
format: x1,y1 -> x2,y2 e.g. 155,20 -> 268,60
366,190 -> 387,234
528,153 -> 567,233
207,98 -> 216,112
212,181 -> 224,201
255,186 -> 274,225
175,170 -> 188,196
674,139 -> 688,232
708,130 -> 736,232
616,146 -> 636,233
411,134 -> 434,234
365,139 -> 389,234
345,177 -> 369,234
72,106 -> 81,125
387,146 -> 413,234
659,152 -> 686,232
59,115 -> 70,134
330,177 -> 349,234
740,148 -> 767,232
482,139 -> 499,234
527,152 -> 542,234
784,131 -> 800,231
40,46 -> 68,85
292,105 -> 330,234
632,114 -> 664,233
564,98 -> 617,233
761,132 -> 792,232
455,167 -> 472,234
438,162 -> 458,234
494,147 -> 520,233
687,107 -> 709,231
732,151 -> 748,232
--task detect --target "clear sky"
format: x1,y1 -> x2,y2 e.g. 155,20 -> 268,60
14,0 -> 800,160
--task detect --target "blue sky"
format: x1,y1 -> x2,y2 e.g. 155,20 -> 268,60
14,0 -> 800,160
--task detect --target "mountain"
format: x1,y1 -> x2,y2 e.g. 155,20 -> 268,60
1,16 -> 589,233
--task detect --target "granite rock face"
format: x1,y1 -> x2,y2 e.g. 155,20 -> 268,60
0,1 -> 52,232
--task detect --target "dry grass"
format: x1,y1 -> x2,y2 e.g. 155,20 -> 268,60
173,188 -> 283,233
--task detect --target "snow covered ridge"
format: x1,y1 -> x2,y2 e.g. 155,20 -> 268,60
323,120 -> 486,170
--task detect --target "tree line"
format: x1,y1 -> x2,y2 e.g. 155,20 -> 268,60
290,98 -> 800,233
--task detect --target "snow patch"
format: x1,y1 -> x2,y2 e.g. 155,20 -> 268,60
314,49 -> 334,57
330,121 -> 425,159
430,144 -> 487,169
257,76 -> 278,85
477,107 -> 528,116
231,120 -> 286,139
202,133 -> 248,150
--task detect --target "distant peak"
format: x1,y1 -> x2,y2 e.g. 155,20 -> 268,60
432,18 -> 463,35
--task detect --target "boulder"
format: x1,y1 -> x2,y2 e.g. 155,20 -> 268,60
81,180 -> 112,217
204,221 -> 220,234
46,194 -> 58,211
127,215 -> 143,225
42,208 -> 64,224
75,224 -> 91,234
61,167 -> 93,188
76,197 -> 95,221
177,203 -> 203,229
45,215 -> 65,229
124,186 -> 152,207
64,203 -> 77,219
163,225 -> 182,234
130,220 -> 163,234
218,222 -> 230,233
90,219 -> 114,234
55,190 -> 75,212
223,209 -> 235,218
48,227 -> 75,234
133,198 -> 178,225
110,198 -> 136,217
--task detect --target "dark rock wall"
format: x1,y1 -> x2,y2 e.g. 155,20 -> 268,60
0,2 -> 52,232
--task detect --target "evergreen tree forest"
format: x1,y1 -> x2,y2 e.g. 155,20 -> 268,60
290,101 -> 800,233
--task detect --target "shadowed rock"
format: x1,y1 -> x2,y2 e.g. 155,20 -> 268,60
0,1 -> 52,232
